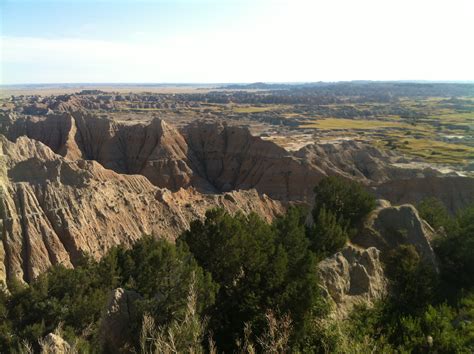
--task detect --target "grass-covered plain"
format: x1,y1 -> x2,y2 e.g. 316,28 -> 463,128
297,97 -> 474,166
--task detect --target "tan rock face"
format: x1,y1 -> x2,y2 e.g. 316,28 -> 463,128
1,114 -> 327,201
355,202 -> 437,268
184,120 -> 325,200
318,245 -> 387,319
100,288 -> 140,353
0,135 -> 283,284
376,176 -> 474,213
318,200 -> 438,318
2,112 -> 465,206
2,113 -> 202,189
1,112 -> 470,292
296,140 -> 442,184
41,333 -> 71,354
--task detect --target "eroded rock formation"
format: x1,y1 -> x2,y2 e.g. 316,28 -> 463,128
0,135 -> 282,284
318,245 -> 387,318
1,113 -> 328,200
297,140 -> 442,184
184,120 -> 326,200
100,288 -> 141,353
376,176 -> 474,213
318,200 -> 438,318
2,112 -> 462,207
1,111 -> 471,319
1,113 -> 205,190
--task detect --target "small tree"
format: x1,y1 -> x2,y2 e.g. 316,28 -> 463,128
313,176 -> 376,230
384,245 -> 437,315
417,197 -> 454,231
180,208 -> 325,352
307,207 -> 348,258
435,205 -> 474,290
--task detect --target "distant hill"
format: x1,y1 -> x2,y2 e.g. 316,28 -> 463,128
218,81 -> 474,97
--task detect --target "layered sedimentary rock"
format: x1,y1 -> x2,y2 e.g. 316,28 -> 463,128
1,113 -> 328,201
1,111 -> 471,304
183,120 -> 326,200
1,112 -> 207,191
2,112 -> 461,206
100,288 -> 141,352
376,176 -> 474,213
296,140 -> 442,184
0,135 -> 282,284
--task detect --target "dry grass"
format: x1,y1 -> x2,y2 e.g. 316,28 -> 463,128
232,105 -> 282,113
140,273 -> 293,354
256,311 -> 292,353
236,311 -> 292,354
300,118 -> 417,130
18,322 -> 78,354
139,275 -> 208,354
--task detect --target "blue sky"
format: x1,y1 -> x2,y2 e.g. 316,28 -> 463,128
1,0 -> 474,84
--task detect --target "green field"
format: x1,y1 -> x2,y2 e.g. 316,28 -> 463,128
295,97 -> 473,166
232,105 -> 283,113
301,118 -> 418,130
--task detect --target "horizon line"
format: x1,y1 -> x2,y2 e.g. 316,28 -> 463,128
2,80 -> 474,87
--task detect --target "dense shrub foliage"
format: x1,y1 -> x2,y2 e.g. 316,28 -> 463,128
312,175 -> 376,230
341,202 -> 474,353
384,244 -> 438,315
417,197 -> 454,231
435,205 -> 474,291
179,207 -> 327,351
307,206 -> 348,257
0,257 -> 110,352
0,178 -> 473,352
0,238 -> 216,353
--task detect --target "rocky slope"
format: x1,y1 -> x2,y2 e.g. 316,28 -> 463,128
2,112 -> 457,205
1,111 -> 471,297
318,200 -> 438,318
100,288 -> 140,351
318,245 -> 387,318
296,140 -> 442,184
376,176 -> 474,213
183,120 -> 326,200
355,201 -> 437,267
1,112 -> 208,190
0,135 -> 282,284
1,113 -> 329,201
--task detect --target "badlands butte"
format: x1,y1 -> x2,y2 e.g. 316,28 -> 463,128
0,83 -> 473,310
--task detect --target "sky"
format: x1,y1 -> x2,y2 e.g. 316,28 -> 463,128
1,0 -> 474,84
